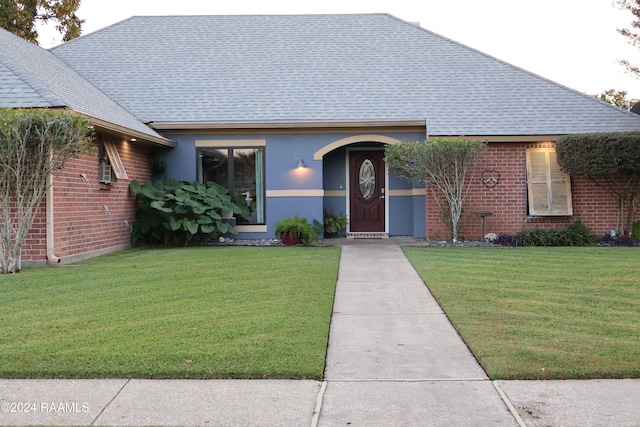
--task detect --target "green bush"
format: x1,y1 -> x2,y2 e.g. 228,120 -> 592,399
274,215 -> 318,246
517,221 -> 597,246
559,220 -> 599,246
323,210 -> 348,235
517,228 -> 557,247
129,178 -> 249,246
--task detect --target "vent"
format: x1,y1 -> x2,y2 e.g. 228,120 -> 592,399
99,164 -> 112,184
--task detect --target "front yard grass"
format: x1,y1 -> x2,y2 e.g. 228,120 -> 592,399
403,246 -> 640,380
0,246 -> 340,380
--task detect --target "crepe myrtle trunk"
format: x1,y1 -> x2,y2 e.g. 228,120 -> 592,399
385,138 -> 487,242
0,108 -> 92,273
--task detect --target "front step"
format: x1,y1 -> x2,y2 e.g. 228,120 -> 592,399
346,232 -> 389,239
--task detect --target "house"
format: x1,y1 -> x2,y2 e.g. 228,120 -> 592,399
2,14 -> 640,265
0,26 -> 174,267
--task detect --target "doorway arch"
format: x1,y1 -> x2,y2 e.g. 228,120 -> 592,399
313,134 -> 402,160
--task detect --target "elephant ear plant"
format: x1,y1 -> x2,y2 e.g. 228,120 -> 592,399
129,178 -> 250,246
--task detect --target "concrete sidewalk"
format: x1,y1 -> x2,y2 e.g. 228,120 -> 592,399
1,244 -> 639,426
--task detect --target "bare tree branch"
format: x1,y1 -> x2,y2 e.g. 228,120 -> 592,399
0,108 -> 92,273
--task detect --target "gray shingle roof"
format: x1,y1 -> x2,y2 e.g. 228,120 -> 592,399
51,14 -> 640,135
0,27 -> 170,144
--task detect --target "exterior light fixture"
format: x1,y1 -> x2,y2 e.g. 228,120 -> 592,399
130,138 -> 137,142
296,157 -> 306,169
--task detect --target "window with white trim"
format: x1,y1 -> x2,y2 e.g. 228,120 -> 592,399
196,144 -> 265,225
526,148 -> 573,216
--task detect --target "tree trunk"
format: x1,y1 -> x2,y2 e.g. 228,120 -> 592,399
0,230 -> 23,274
6,246 -> 21,273
450,199 -> 461,243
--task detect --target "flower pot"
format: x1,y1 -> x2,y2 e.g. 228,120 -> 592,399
281,233 -> 301,246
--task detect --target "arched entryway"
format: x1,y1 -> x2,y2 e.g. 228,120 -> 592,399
315,135 -> 402,238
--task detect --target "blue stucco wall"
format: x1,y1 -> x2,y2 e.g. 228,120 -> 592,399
163,131 -> 426,239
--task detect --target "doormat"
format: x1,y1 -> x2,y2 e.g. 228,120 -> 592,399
347,232 -> 389,239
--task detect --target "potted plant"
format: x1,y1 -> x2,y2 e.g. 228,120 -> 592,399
323,210 -> 348,237
275,215 -> 318,246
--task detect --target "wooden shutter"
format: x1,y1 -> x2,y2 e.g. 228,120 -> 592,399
526,148 -> 572,216
103,137 -> 128,180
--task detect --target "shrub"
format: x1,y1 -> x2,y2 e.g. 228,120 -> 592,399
323,210 -> 348,235
493,222 -> 598,247
274,215 -> 318,246
129,178 -> 249,246
517,228 -> 560,247
556,220 -> 599,246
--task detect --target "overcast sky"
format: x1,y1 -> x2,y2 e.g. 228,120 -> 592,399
39,0 -> 640,101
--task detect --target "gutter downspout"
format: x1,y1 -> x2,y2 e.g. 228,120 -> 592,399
46,173 -> 61,265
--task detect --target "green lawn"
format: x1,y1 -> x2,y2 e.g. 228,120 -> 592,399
403,246 -> 640,380
0,246 -> 340,380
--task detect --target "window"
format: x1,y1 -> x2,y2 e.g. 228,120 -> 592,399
197,144 -> 265,224
98,136 -> 128,184
526,148 -> 572,216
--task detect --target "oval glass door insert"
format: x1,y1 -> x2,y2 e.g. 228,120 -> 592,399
359,159 -> 375,200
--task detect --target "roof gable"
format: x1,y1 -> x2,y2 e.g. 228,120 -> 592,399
51,14 -> 640,135
0,27 -> 171,145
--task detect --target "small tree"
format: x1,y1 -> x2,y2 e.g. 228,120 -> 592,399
0,108 -> 92,273
594,89 -> 631,108
385,138 -> 487,242
616,0 -> 640,78
556,132 -> 640,237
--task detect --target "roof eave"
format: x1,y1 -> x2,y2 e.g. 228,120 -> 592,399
148,120 -> 568,142
148,119 -> 428,131
431,134 -> 566,142
88,116 -> 176,147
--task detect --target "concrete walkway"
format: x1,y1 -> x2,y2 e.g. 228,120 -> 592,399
1,244 -> 639,426
320,245 -> 517,426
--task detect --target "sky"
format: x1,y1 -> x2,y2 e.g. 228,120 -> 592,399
38,0 -> 640,101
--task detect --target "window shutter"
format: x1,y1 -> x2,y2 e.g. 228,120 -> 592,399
526,148 -> 572,216
103,137 -> 128,180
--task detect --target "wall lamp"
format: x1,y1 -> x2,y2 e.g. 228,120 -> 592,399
296,157 -> 306,169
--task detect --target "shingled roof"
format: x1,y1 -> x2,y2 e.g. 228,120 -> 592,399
0,27 -> 172,146
51,14 -> 640,136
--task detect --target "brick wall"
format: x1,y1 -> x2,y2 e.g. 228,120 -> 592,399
2,200 -> 48,262
21,135 -> 152,263
426,141 -> 636,240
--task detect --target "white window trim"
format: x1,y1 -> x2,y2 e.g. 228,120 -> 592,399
196,139 -> 266,148
526,148 -> 573,216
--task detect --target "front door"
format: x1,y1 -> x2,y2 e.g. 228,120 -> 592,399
349,150 -> 385,233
